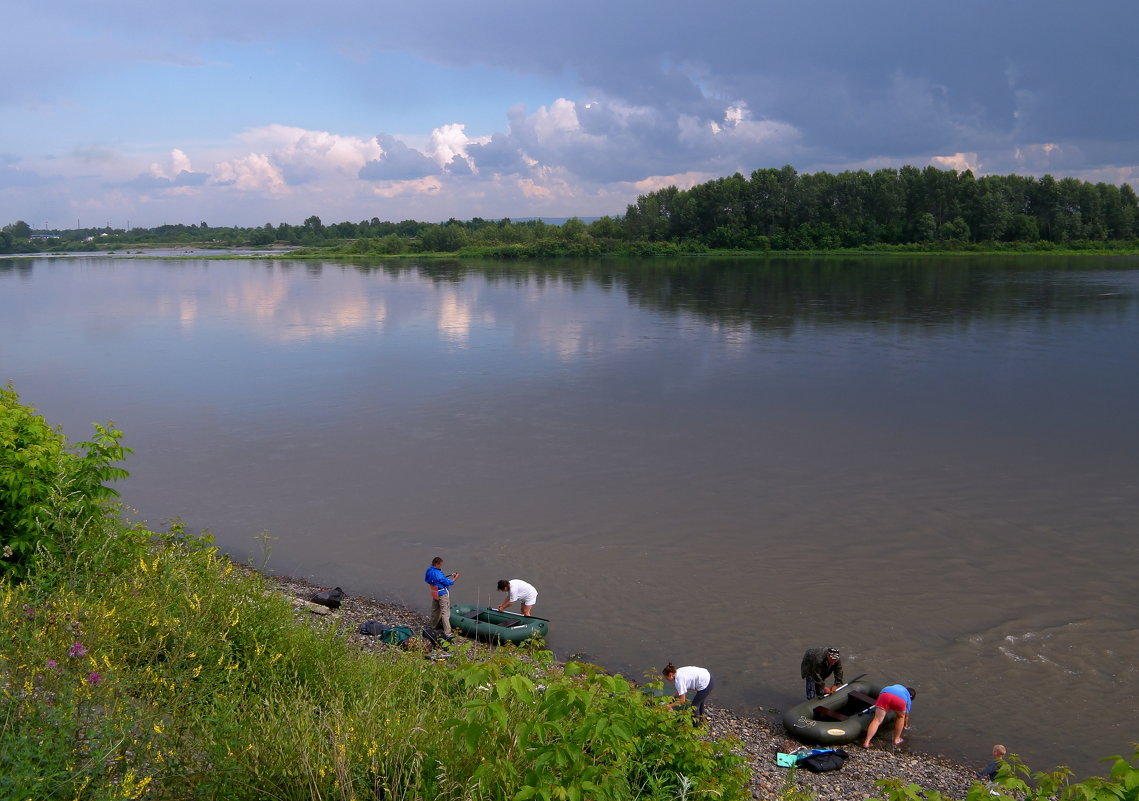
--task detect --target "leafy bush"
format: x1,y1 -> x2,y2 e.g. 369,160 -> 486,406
871,750 -> 1139,801
0,385 -> 131,581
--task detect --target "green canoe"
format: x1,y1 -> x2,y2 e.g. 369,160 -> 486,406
449,604 -> 549,644
782,680 -> 896,745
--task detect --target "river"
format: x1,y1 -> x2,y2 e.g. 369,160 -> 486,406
2,254 -> 1137,778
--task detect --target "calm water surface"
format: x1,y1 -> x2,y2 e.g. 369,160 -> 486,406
2,255 -> 1137,777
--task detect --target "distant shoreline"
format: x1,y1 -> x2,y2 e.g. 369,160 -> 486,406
5,244 -> 1139,260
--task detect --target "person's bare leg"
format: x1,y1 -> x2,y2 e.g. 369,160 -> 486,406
521,603 -> 533,616
892,713 -> 906,745
862,708 -> 886,748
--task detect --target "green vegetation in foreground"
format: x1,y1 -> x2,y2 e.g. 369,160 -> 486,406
868,753 -> 1139,801
4,164 -> 1139,258
0,385 -> 746,800
4,383 -> 1139,801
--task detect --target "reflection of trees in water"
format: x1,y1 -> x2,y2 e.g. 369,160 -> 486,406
4,257 -> 1134,333
352,257 -> 1137,333
0,260 -> 35,279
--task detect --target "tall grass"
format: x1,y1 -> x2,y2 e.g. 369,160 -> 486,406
3,522 -> 748,800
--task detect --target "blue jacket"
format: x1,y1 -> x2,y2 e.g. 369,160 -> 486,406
425,565 -> 454,596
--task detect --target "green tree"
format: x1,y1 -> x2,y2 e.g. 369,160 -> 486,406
587,216 -> 624,239
974,182 -> 1012,241
914,212 -> 937,242
1030,174 -> 1062,241
560,217 -> 588,242
419,222 -> 468,252
0,385 -> 132,580
1007,213 -> 1040,242
939,216 -> 971,243
3,220 -> 32,239
248,224 -> 275,246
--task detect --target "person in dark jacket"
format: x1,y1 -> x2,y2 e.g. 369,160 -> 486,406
977,744 -> 1007,780
801,647 -> 844,700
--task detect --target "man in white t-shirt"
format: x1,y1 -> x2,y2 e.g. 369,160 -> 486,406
496,579 -> 538,616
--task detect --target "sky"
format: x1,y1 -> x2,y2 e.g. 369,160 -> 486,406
3,0 -> 1137,229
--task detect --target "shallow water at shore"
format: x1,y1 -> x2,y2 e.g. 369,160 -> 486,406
2,255 -> 1137,777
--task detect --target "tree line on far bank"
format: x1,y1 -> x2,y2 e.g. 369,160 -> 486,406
4,164 -> 1138,256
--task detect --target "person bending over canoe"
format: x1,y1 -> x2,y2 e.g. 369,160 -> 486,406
862,684 -> 916,748
662,663 -> 713,722
495,579 -> 538,616
801,646 -> 844,699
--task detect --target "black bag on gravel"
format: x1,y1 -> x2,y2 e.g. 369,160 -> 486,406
798,748 -> 849,773
311,587 -> 345,609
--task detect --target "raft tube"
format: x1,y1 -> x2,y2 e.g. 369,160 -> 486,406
449,604 -> 549,644
782,680 -> 896,746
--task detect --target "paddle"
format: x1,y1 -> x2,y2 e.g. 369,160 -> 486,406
829,672 -> 868,695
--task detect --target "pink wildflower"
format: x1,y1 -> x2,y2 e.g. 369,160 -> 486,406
46,659 -> 58,669
86,672 -> 102,686
69,642 -> 88,658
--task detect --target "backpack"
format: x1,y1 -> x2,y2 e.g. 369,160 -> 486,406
311,587 -> 344,610
378,625 -> 416,646
358,622 -> 417,647
797,748 -> 849,773
421,628 -> 443,649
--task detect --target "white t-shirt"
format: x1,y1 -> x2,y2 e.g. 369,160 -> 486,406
507,579 -> 538,605
673,666 -> 711,696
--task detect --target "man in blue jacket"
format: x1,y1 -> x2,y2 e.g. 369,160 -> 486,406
425,556 -> 459,640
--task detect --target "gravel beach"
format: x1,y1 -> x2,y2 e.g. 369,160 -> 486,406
267,573 -> 981,801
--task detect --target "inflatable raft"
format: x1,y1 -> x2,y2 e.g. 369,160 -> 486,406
782,680 -> 895,745
449,604 -> 549,644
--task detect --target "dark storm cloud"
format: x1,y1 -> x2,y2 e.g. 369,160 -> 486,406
14,0 -> 1138,173
7,0 -> 1137,226
466,133 -> 528,176
358,135 -> 439,182
349,0 -> 1138,168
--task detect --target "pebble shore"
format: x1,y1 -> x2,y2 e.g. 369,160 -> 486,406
266,573 -> 981,801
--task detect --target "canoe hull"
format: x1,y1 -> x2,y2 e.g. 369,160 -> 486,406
449,604 -> 549,644
782,680 -> 896,746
